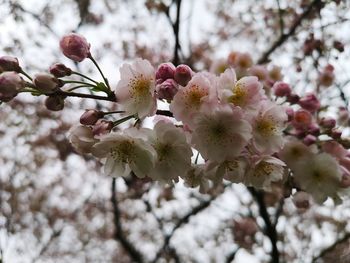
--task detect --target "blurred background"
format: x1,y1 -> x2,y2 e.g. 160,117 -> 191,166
1,0 -> 350,262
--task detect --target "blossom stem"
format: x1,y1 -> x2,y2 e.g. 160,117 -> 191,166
66,85 -> 92,91
62,80 -> 97,88
71,71 -> 99,84
20,69 -> 32,81
88,54 -> 111,90
102,110 -> 125,116
113,115 -> 135,126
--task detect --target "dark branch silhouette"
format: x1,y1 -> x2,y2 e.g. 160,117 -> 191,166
258,0 -> 322,64
111,178 -> 144,263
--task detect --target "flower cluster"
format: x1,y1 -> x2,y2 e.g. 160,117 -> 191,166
2,33 -> 350,205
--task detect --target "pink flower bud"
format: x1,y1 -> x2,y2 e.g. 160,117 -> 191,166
45,96 -> 65,111
292,109 -> 312,129
0,56 -> 21,73
155,62 -> 175,81
156,78 -> 179,101
298,93 -> 320,113
268,66 -> 283,82
49,63 -> 72,78
292,191 -> 310,210
92,119 -> 113,136
59,33 -> 91,62
319,117 -> 336,129
318,64 -> 335,87
80,109 -> 103,125
0,72 -> 24,102
303,134 -> 317,145
286,93 -> 300,104
273,81 -> 291,97
33,73 -> 60,94
174,64 -> 193,86
285,107 -> 294,122
307,123 -> 320,136
331,129 -> 342,139
235,52 -> 253,69
340,174 -> 350,188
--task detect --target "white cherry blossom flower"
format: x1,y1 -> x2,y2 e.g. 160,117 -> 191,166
92,128 -> 156,178
218,68 -> 265,113
68,125 -> 98,154
244,156 -> 285,191
148,121 -> 193,183
170,72 -> 217,127
115,59 -> 156,118
191,104 -> 252,162
292,153 -> 342,203
252,101 -> 287,154
181,164 -> 210,194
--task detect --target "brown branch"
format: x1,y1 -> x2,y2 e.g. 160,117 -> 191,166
257,0 -> 322,64
111,178 -> 144,263
9,1 -> 58,38
249,188 -> 279,263
152,185 -> 231,263
312,232 -> 350,262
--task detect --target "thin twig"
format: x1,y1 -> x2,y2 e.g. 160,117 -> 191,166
111,178 -> 144,263
312,232 -> 350,262
258,0 -> 322,64
249,188 -> 279,263
152,185 -> 230,263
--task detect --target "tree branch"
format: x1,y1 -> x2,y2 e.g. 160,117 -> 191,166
249,188 -> 279,263
257,0 -> 322,64
111,178 -> 144,263
152,185 -> 231,263
312,232 -> 350,262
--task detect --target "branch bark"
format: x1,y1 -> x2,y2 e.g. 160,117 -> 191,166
111,178 -> 144,263
257,0 -> 322,64
249,188 -> 279,263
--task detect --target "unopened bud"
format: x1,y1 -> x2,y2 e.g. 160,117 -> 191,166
59,33 -> 91,62
49,63 -> 72,78
268,66 -> 283,82
331,129 -> 342,139
303,134 -> 317,145
34,73 -> 60,94
235,53 -> 253,69
292,109 -> 312,129
174,64 -> 193,86
298,93 -> 320,113
80,109 -> 103,125
292,191 -> 310,210
273,81 -> 291,97
0,72 -> 24,102
333,40 -> 344,52
156,78 -> 179,101
45,96 -> 65,111
155,62 -> 175,81
319,117 -> 336,129
340,174 -> 350,188
286,93 -> 300,104
307,123 -> 320,136
285,107 -> 294,122
92,119 -> 113,136
0,56 -> 21,73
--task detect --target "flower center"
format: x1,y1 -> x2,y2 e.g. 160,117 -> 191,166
229,83 -> 246,106
185,85 -> 208,108
130,74 -> 151,99
110,140 -> 134,162
255,117 -> 276,137
155,142 -> 172,162
253,162 -> 274,177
